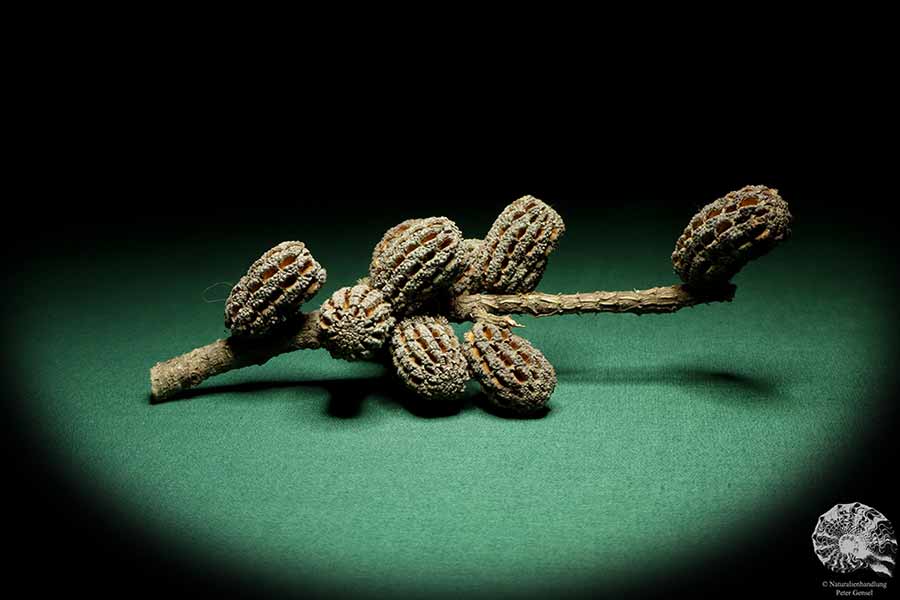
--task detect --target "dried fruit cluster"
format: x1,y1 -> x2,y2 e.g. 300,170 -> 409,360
150,186 -> 792,415
219,195 -> 568,415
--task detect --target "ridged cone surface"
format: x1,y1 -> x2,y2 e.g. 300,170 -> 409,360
672,185 -> 792,287
369,217 -> 464,314
319,284 -> 395,361
389,315 -> 470,401
473,195 -> 565,294
225,241 -> 326,337
464,321 -> 557,414
448,238 -> 485,296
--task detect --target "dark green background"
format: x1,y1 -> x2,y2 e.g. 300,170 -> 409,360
6,189 -> 897,598
7,32 -> 896,598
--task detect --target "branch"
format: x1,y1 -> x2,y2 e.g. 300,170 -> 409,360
448,283 -> 735,324
150,311 -> 322,403
149,284 -> 734,403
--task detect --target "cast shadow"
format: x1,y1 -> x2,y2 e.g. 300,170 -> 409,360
556,362 -> 781,402
472,393 -> 552,420
149,362 -> 780,418
381,382 -> 470,419
150,375 -> 474,419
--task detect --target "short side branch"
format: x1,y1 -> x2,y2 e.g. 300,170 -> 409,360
448,283 -> 735,322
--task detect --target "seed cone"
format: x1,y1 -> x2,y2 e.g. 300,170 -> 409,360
448,238 -> 484,296
389,315 -> 470,401
672,185 -> 792,287
473,195 -> 565,294
369,217 -> 465,314
318,284 -> 395,361
225,241 -> 326,338
463,321 -> 557,415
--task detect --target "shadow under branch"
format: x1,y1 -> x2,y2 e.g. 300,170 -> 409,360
147,363 -> 780,416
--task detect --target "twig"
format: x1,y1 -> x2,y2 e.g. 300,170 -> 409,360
149,283 -> 734,403
150,311 -> 322,403
448,283 -> 735,322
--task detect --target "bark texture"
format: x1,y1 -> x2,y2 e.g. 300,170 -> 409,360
149,284 -> 734,403
150,311 -> 322,402
448,284 -> 735,324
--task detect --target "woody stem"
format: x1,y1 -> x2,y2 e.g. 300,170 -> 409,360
149,311 -> 322,403
149,283 -> 735,403
447,283 -> 735,326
